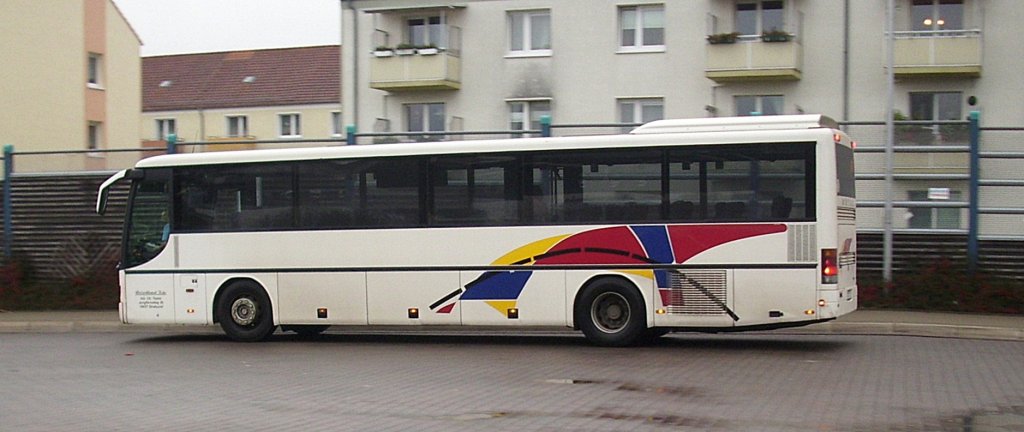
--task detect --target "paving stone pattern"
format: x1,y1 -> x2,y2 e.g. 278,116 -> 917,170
1,332 -> 1023,431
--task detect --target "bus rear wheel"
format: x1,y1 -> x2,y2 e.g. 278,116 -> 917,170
575,278 -> 646,347
217,281 -> 276,342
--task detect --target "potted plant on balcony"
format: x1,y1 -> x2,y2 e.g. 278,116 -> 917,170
372,46 -> 394,57
761,28 -> 792,42
706,32 -> 740,44
395,43 -> 416,56
416,44 -> 440,55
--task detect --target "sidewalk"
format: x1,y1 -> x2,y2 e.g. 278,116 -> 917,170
0,309 -> 1021,341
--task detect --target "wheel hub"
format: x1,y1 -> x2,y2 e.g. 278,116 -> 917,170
231,297 -> 258,326
591,292 -> 630,334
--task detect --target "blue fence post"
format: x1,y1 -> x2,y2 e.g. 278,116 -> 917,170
967,111 -> 981,275
540,115 -> 551,137
3,144 -> 13,258
346,125 -> 356,145
166,133 -> 177,154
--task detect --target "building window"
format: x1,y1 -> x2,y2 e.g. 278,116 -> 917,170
156,119 -> 176,140
88,122 -> 102,150
619,5 -> 665,50
910,92 -> 962,121
735,95 -> 784,116
279,113 -> 301,138
912,0 -> 963,31
87,53 -> 103,88
226,116 -> 248,137
908,190 -> 961,229
509,100 -> 551,135
331,111 -> 343,136
910,92 -> 964,144
508,10 -> 551,55
408,16 -> 443,46
618,98 -> 664,126
406,103 -> 445,140
736,0 -> 784,35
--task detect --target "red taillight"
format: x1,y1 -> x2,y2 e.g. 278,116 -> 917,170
822,248 -> 838,284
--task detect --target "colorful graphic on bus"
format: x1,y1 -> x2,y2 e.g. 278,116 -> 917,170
431,224 -> 786,316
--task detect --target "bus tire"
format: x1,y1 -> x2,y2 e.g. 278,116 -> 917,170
217,281 -> 276,342
575,278 -> 646,347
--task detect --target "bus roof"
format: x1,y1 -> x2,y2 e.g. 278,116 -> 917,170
630,114 -> 838,135
133,115 -> 838,169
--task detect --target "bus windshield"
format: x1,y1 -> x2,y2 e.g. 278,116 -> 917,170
124,170 -> 170,268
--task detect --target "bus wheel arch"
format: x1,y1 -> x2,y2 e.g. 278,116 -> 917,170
214,278 -> 277,342
573,275 -> 648,347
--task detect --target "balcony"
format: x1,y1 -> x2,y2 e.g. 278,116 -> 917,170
705,36 -> 802,83
894,30 -> 982,78
893,123 -> 970,174
369,49 -> 461,91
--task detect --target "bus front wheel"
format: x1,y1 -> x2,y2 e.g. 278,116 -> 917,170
217,281 -> 276,342
575,278 -> 646,347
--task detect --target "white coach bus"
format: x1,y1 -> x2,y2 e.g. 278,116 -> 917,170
97,115 -> 857,346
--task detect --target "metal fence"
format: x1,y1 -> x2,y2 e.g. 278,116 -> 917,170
2,115 -> 1022,280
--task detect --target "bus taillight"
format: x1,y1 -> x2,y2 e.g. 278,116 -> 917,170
821,248 -> 838,284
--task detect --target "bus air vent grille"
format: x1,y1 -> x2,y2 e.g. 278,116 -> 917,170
667,270 -> 727,315
788,225 -> 816,262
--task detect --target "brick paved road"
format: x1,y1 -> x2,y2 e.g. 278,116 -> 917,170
2,331 -> 1023,431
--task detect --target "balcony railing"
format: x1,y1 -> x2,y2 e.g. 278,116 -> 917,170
893,29 -> 982,77
369,48 -> 461,91
705,35 -> 802,83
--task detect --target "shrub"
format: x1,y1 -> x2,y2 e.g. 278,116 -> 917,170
859,258 -> 1024,314
0,255 -> 117,310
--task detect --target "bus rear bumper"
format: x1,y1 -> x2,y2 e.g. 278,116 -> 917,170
817,286 -> 857,320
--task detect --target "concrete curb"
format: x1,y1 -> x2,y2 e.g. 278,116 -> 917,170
776,321 -> 1024,341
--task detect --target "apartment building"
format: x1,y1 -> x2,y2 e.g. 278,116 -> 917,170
0,0 -> 141,173
142,45 -> 341,150
341,0 -> 1022,236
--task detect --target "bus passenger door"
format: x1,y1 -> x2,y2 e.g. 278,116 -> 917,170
175,274 -> 207,324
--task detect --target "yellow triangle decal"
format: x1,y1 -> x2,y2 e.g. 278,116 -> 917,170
485,300 -> 518,316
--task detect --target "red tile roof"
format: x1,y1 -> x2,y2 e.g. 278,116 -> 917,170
143,45 -> 340,112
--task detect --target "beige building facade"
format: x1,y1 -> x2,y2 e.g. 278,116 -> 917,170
0,0 -> 141,174
341,0 -> 1023,236
141,46 -> 342,151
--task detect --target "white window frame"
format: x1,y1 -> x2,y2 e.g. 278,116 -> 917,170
618,98 -> 665,124
155,118 -> 176,140
735,95 -> 784,116
507,10 -> 552,57
278,113 -> 302,138
226,115 -> 249,137
406,15 -> 445,47
911,0 -> 964,31
735,0 -> 786,36
331,111 -> 343,137
405,103 -> 446,133
87,53 -> 103,89
618,5 -> 665,52
87,122 -> 102,151
908,190 -> 962,229
507,99 -> 551,134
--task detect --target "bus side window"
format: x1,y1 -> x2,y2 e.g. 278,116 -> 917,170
771,195 -> 793,219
